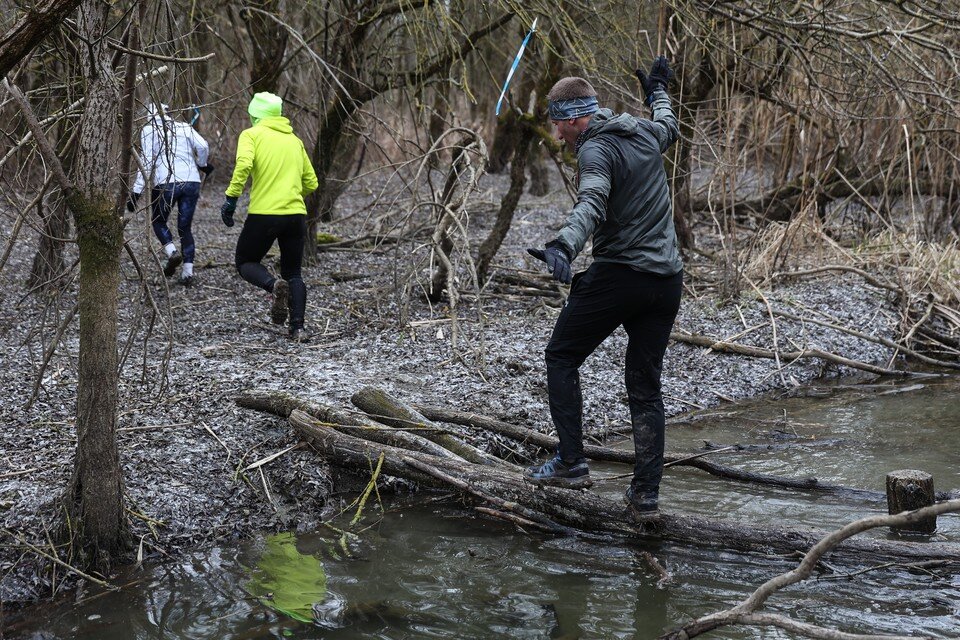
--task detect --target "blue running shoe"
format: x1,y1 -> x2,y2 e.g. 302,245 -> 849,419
524,455 -> 592,489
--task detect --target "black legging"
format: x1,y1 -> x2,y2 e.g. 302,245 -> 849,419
544,263 -> 682,496
234,213 -> 307,329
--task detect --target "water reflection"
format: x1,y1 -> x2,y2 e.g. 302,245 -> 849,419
10,377 -> 960,639
245,532 -> 327,624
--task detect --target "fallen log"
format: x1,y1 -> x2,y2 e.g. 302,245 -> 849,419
236,389 -> 466,462
412,404 -> 892,501
670,330 -> 929,378
351,387 -> 518,471
289,410 -> 960,563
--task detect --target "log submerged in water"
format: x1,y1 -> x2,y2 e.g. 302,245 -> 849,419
241,390 -> 958,502
288,410 -> 960,564
412,404 -> 894,501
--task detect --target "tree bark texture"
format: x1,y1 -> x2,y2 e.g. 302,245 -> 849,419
486,109 -> 520,174
886,470 -> 936,535
63,0 -> 128,565
426,143 -> 467,301
527,144 -> 550,196
350,387 -> 518,470
236,389 -> 468,462
0,0 -> 83,78
28,186 -> 70,290
289,410 -> 960,564
476,123 -> 535,283
242,0 -> 288,93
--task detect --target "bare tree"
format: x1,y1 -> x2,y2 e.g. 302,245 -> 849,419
5,0 -> 135,567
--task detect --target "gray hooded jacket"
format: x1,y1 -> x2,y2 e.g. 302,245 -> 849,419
556,89 -> 682,275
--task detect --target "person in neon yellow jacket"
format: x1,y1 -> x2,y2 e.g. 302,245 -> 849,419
220,92 -> 319,341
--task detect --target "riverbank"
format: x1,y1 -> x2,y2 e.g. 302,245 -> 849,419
0,171 -> 906,608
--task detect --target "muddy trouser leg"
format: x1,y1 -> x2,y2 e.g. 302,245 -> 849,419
150,184 -> 175,247
235,214 -> 279,292
544,264 -> 626,464
621,270 -> 683,497
174,182 -> 200,263
277,215 -> 307,330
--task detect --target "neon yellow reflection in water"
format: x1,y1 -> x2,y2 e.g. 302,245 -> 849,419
245,532 -> 327,623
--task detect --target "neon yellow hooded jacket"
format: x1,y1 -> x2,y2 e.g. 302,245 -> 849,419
225,117 -> 318,215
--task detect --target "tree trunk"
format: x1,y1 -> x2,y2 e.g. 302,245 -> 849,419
477,124 -> 535,283
242,0 -> 288,93
427,141 -> 472,301
28,186 -> 70,290
486,109 -> 519,174
304,120 -> 359,261
527,143 -> 550,196
427,86 -> 449,171
62,0 -> 129,567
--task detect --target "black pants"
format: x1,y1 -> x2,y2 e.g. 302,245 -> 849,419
545,263 -> 682,495
235,214 -> 307,329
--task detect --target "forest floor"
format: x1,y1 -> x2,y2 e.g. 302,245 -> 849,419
0,169 -> 905,609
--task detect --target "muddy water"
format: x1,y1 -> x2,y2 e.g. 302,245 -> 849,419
12,377 -> 960,639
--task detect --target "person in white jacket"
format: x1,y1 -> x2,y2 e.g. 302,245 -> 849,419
129,103 -> 213,286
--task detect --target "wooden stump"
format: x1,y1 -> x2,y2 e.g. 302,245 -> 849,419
886,470 -> 936,534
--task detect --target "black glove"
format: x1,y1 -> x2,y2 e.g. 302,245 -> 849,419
125,192 -> 141,212
199,163 -> 214,177
220,196 -> 238,227
526,240 -> 572,284
636,55 -> 674,106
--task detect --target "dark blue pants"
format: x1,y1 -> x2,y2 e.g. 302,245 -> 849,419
235,214 -> 307,330
151,181 -> 200,263
545,263 -> 682,495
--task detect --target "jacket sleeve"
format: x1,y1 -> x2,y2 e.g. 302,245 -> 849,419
191,128 -> 210,168
556,142 -> 613,258
131,125 -> 153,194
647,88 -> 679,153
225,129 -> 254,198
300,144 -> 319,195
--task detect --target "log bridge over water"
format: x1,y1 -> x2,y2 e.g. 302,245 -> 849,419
237,387 -> 960,565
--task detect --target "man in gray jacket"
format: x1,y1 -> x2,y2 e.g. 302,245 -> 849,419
525,57 -> 682,522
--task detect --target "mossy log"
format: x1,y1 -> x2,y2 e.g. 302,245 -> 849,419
236,389 -> 466,462
350,387 -> 517,471
289,410 -> 960,564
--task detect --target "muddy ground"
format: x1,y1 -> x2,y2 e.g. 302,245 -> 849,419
0,169 -> 903,608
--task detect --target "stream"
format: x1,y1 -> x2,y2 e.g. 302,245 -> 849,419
11,377 -> 960,639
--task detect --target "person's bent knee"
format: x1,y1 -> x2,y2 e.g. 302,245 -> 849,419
545,345 -> 580,370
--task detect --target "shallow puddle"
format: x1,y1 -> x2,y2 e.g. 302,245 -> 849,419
10,377 -> 960,639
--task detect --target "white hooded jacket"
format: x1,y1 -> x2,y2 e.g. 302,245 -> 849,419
132,104 -> 209,193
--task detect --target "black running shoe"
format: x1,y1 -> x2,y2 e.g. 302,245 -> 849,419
524,455 -> 592,489
178,275 -> 194,288
624,486 -> 660,522
271,279 -> 289,325
163,250 -> 183,277
289,326 -> 310,343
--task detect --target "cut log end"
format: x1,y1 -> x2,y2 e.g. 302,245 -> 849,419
886,469 -> 936,535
